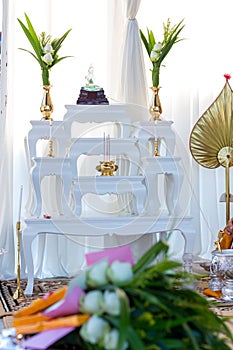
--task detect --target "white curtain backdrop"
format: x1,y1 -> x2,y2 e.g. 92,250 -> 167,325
0,0 -> 15,278
118,0 -> 148,107
0,0 -> 232,279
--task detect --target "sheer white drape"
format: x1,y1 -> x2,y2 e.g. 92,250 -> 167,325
138,0 -> 233,259
118,0 -> 148,107
0,0 -> 15,278
115,0 -> 154,258
0,0 -> 232,280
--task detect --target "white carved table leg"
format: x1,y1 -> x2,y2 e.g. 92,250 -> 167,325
73,177 -> 146,217
144,173 -> 161,215
31,165 -> 42,218
61,162 -> 73,216
73,182 -> 82,216
134,186 -> 146,215
31,158 -> 72,218
180,228 -> 196,273
159,228 -> 195,273
164,164 -> 184,215
22,228 -> 37,296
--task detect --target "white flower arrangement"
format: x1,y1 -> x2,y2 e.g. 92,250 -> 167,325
17,13 -> 72,86
140,18 -> 185,88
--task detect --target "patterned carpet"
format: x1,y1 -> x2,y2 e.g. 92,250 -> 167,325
0,276 -> 233,349
0,278 -> 71,329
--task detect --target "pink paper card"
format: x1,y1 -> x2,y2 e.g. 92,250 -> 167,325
22,327 -> 75,349
42,285 -> 84,318
85,245 -> 134,266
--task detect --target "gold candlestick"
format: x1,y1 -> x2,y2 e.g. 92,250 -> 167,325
154,139 -> 160,156
13,221 -> 25,300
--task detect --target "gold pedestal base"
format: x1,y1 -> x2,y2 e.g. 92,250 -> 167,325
13,287 -> 26,300
96,161 -> 118,176
13,221 -> 26,300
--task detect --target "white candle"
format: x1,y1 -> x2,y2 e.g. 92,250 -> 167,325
107,134 -> 110,161
104,132 -> 106,161
18,185 -> 23,222
49,120 -> 52,140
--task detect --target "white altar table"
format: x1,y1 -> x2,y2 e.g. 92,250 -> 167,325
22,215 -> 195,295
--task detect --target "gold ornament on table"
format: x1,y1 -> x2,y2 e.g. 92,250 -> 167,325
96,160 -> 118,176
13,185 -> 25,300
96,133 -> 118,176
140,18 -> 185,121
154,138 -> 160,156
189,74 -> 233,249
17,13 -> 72,121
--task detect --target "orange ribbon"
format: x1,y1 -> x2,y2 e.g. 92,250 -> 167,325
15,314 -> 90,335
14,286 -> 67,318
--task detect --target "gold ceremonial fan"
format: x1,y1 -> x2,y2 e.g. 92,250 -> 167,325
189,76 -> 233,225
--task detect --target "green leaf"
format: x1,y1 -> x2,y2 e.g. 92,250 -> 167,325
148,29 -> 155,52
182,322 -> 200,350
18,48 -> 40,64
126,287 -> 170,312
17,13 -> 71,85
139,29 -> 150,56
133,240 -> 169,274
17,14 -> 43,64
52,55 -> 73,67
52,28 -> 72,54
116,288 -> 130,350
24,13 -> 42,50
127,325 -> 146,350
151,259 -> 182,273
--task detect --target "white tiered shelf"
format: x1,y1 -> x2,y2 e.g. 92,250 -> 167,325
22,104 -> 195,295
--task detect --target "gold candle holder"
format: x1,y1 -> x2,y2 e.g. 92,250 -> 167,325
47,139 -> 54,158
13,221 -> 25,300
96,160 -> 118,176
214,230 -> 224,252
154,139 -> 160,156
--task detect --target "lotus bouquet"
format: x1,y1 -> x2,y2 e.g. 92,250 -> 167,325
140,18 -> 185,88
13,241 -> 233,349
17,13 -> 72,86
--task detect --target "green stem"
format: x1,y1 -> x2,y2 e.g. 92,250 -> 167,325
42,68 -> 50,86
152,65 -> 160,87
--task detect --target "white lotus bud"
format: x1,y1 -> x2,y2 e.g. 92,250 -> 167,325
107,261 -> 133,284
42,52 -> 53,65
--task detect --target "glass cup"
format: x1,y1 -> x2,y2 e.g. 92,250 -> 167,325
208,274 -> 223,291
222,279 -> 233,301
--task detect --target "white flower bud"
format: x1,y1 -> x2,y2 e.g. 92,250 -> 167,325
87,259 -> 108,287
80,315 -> 110,344
153,43 -> 163,52
102,290 -> 120,315
80,290 -> 103,314
150,50 -> 159,62
150,43 -> 162,62
42,52 -> 53,65
107,261 -> 133,284
104,328 -> 128,350
43,43 -> 54,53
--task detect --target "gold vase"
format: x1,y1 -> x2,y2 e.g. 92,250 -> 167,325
149,86 -> 162,121
40,85 -> 54,120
